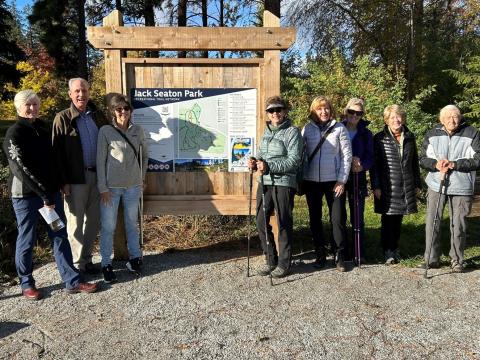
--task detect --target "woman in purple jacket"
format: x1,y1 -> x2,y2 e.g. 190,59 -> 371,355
342,98 -> 374,263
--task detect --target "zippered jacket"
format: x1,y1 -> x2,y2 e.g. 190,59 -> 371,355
257,118 -> 303,188
371,125 -> 421,215
52,101 -> 108,185
419,122 -> 480,195
3,118 -> 60,205
341,118 -> 374,194
301,119 -> 352,184
96,123 -> 149,194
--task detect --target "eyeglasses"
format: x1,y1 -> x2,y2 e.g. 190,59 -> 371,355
266,107 -> 284,114
115,106 -> 131,112
347,109 -> 364,116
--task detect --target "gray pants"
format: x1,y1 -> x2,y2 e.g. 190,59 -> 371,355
64,170 -> 100,270
425,188 -> 472,265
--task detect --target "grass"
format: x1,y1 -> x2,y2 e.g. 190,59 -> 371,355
292,194 -> 480,269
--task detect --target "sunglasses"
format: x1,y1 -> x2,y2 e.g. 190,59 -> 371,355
266,107 -> 284,114
347,109 -> 364,116
115,106 -> 131,112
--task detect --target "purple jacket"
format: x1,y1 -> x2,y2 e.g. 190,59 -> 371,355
342,119 -> 374,194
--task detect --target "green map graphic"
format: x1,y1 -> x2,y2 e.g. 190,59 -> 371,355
178,103 -> 226,158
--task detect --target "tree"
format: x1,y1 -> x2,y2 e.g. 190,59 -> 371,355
285,0 -> 478,110
29,0 -> 87,79
0,0 -> 25,88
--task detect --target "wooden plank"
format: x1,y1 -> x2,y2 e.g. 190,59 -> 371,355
87,26 -> 296,51
102,10 -> 123,94
143,197 -> 256,215
123,58 -> 263,65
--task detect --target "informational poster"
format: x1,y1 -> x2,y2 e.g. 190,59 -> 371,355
131,88 -> 256,172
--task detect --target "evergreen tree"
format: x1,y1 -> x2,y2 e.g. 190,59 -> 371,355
0,0 -> 25,87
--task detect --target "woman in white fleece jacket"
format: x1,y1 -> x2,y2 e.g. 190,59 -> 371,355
302,96 -> 352,272
96,94 -> 148,283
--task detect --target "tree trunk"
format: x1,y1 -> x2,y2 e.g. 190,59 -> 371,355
264,0 -> 280,18
178,0 -> 187,58
144,0 -> 158,57
406,0 -> 424,100
115,0 -> 122,12
76,0 -> 88,79
201,0 -> 208,58
219,0 -> 224,58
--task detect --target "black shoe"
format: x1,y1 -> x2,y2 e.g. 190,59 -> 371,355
271,266 -> 289,278
81,262 -> 100,275
126,258 -> 142,275
102,265 -> 117,283
313,257 -> 327,269
257,264 -> 275,276
417,261 -> 440,269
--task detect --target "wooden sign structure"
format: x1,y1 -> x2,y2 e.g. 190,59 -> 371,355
87,8 -> 295,256
88,9 -> 295,216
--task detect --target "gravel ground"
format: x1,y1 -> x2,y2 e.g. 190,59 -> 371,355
0,249 -> 479,360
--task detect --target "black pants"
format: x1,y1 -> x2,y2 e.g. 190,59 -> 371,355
305,180 -> 347,259
256,185 -> 295,270
380,214 -> 403,252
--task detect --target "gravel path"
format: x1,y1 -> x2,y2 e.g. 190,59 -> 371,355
1,249 -> 479,359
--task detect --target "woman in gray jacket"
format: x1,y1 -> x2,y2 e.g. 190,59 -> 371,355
247,96 -> 303,278
302,96 -> 352,272
97,94 -> 148,283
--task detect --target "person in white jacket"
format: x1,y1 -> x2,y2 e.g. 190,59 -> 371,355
302,96 -> 352,272
96,94 -> 148,283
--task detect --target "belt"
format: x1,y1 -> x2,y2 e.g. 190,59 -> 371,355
85,167 -> 96,172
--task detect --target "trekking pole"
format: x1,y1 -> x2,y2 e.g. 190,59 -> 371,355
353,171 -> 361,267
246,159 -> 255,277
260,173 -> 274,286
424,171 -> 447,279
139,144 -> 144,259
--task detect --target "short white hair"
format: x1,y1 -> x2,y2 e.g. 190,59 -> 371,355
439,105 -> 461,120
68,77 -> 89,91
14,89 -> 40,114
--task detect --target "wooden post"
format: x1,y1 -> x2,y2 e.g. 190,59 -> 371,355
264,0 -> 281,251
103,10 -> 129,260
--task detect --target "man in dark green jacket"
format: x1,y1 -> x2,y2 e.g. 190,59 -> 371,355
52,78 -> 109,273
248,96 -> 303,278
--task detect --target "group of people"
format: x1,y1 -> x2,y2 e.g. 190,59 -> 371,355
250,95 -> 480,278
3,78 -> 147,300
3,80 -> 479,298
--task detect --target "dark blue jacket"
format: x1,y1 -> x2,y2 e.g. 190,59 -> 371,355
342,119 -> 374,195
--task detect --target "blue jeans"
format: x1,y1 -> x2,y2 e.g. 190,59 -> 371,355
100,186 -> 142,267
12,192 -> 81,290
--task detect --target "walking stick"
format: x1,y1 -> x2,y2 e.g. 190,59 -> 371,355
260,173 -> 274,286
353,172 -> 361,267
246,165 -> 254,277
424,171 -> 447,279
139,144 -> 144,259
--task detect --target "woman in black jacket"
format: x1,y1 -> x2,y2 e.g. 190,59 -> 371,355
372,105 -> 421,264
2,89 -> 97,300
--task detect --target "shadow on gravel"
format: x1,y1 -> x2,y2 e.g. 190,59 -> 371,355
0,321 -> 29,339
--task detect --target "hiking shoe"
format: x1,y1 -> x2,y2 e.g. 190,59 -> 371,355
336,259 -> 346,272
257,264 -> 275,276
336,254 -> 346,272
451,260 -> 464,273
102,265 -> 117,283
384,250 -> 395,265
393,249 -> 401,263
313,257 -> 327,269
126,258 -> 142,275
271,266 -> 289,278
417,261 -> 440,269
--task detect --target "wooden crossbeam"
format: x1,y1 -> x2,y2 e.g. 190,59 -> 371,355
143,195 -> 256,215
87,26 -> 295,51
